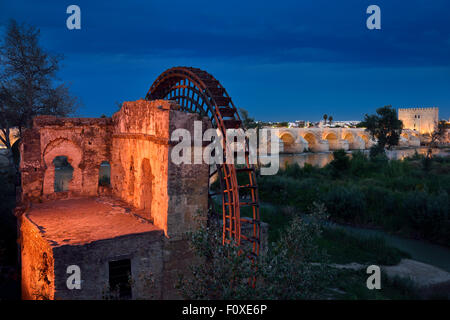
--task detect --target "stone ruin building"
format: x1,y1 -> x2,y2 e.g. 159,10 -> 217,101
16,99 -> 212,299
15,67 -> 269,300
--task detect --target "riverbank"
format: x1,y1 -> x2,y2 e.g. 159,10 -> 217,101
243,203 -> 449,299
257,150 -> 450,246
246,151 -> 450,298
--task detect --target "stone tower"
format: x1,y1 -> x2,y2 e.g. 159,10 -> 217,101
398,107 -> 439,134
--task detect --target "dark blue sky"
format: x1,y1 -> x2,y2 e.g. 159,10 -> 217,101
1,0 -> 449,121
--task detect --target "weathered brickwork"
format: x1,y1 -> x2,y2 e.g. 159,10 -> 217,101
20,116 -> 113,202
20,217 -> 55,300
53,231 -> 164,300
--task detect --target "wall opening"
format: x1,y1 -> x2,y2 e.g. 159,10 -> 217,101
108,259 -> 132,299
99,161 -> 111,186
53,156 -> 73,192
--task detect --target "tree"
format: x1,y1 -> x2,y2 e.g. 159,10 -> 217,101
429,120 -> 447,148
323,114 -> 328,124
328,115 -> 333,125
0,20 -> 79,150
239,108 -> 257,129
329,149 -> 350,175
426,120 -> 448,159
360,105 -> 403,152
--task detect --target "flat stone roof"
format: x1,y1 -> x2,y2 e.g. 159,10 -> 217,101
24,197 -> 162,247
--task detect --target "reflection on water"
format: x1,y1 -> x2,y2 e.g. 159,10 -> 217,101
279,152 -> 334,168
278,147 -> 450,169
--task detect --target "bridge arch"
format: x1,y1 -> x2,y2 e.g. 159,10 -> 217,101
343,132 -> 354,142
279,131 -> 296,153
357,133 -> 370,148
323,132 -> 339,150
343,131 -> 364,150
302,132 -> 317,151
279,131 -> 296,144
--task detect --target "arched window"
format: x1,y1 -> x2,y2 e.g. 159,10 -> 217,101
53,156 -> 73,192
99,161 -> 111,186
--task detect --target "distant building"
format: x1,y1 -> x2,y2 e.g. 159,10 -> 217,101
398,107 -> 438,134
288,120 -> 305,128
331,121 -> 361,128
319,120 -> 360,128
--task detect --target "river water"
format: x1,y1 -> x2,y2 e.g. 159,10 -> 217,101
277,147 -> 450,169
334,224 -> 450,272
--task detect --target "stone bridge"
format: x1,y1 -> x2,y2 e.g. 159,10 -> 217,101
274,127 -> 420,153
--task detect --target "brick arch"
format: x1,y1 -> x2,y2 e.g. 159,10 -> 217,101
357,133 -> 370,147
302,132 -> 317,146
323,131 -> 338,141
278,131 -> 296,145
342,131 -> 355,142
43,138 -> 83,195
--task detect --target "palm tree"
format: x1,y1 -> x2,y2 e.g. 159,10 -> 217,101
323,114 -> 328,125
328,116 -> 333,125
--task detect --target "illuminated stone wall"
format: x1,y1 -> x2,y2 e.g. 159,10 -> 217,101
20,217 -> 55,300
398,107 -> 439,134
110,99 -> 210,238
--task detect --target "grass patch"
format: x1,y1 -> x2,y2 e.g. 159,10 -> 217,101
318,226 -> 410,265
242,204 -> 410,266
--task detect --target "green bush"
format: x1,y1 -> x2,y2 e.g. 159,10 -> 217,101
322,185 -> 366,222
329,149 -> 350,174
178,206 -> 333,299
359,185 -> 400,226
258,175 -> 299,206
369,144 -> 385,159
348,151 -> 372,177
402,190 -> 449,242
